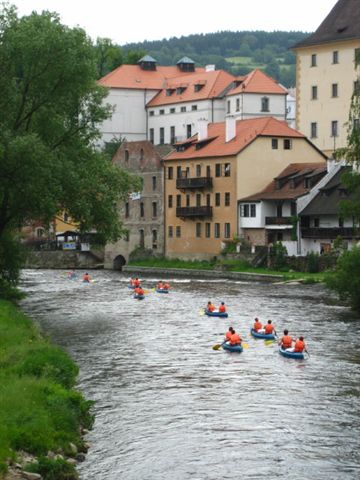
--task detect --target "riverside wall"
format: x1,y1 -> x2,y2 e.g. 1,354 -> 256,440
25,250 -> 104,269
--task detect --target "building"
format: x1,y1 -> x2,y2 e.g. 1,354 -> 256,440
238,162 -> 327,256
104,141 -> 171,269
292,0 -> 360,156
163,116 -> 327,260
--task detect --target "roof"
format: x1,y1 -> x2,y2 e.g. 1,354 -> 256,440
146,69 -> 235,107
177,56 -> 195,64
98,64 -> 205,90
164,117 -> 307,160
138,55 -> 157,63
300,166 -> 352,215
239,163 -> 327,202
292,0 -> 360,49
227,69 -> 288,96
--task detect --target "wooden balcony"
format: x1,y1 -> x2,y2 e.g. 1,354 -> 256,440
301,227 -> 360,239
176,177 -> 213,190
176,206 -> 213,218
265,216 -> 292,226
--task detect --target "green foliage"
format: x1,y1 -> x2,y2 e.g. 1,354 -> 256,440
94,37 -> 145,78
103,135 -> 125,159
26,456 -> 78,480
306,251 -> 320,273
290,216 -> 298,241
326,246 -> 360,312
270,241 -> 288,271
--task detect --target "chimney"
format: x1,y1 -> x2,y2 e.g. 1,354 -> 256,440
205,64 -> 215,72
225,116 -> 236,142
197,118 -> 209,141
326,157 -> 337,172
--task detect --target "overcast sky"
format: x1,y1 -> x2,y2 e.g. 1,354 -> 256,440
10,0 -> 338,45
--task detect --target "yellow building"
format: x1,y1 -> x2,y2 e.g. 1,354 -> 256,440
292,0 -> 360,156
164,117 -> 327,260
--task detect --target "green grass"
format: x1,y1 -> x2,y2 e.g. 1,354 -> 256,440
0,300 -> 93,477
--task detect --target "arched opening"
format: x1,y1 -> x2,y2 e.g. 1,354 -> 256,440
113,255 -> 126,270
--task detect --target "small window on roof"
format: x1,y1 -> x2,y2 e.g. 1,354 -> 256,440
194,84 -> 203,92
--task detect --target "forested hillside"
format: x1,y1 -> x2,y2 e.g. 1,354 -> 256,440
120,30 -> 309,87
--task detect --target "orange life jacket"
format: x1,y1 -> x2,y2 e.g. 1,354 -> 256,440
207,304 -> 215,312
281,335 -> 293,349
225,331 -> 232,341
264,324 -> 274,334
254,321 -> 262,331
157,282 -> 163,289
83,275 -> 90,282
134,279 -> 140,287
163,283 -> 170,290
230,333 -> 241,345
219,304 -> 226,313
294,340 -> 305,353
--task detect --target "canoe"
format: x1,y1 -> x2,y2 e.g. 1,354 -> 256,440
205,310 -> 228,318
279,347 -> 304,360
156,289 -> 169,294
222,342 -> 243,353
250,328 -> 276,340
133,294 -> 145,300
128,285 -> 135,289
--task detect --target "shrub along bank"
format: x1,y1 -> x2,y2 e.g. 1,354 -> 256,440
0,300 -> 93,479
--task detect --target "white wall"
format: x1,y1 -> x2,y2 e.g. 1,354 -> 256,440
227,93 -> 287,120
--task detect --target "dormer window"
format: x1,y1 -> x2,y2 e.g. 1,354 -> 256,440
176,87 -> 186,95
166,89 -> 174,96
261,96 -> 269,112
138,55 -> 157,71
194,84 -> 203,92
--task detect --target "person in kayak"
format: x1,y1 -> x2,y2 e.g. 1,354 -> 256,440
163,282 -> 170,290
157,280 -> 164,289
279,329 -> 293,349
83,272 -> 90,283
225,327 -> 234,341
229,329 -> 242,346
253,318 -> 262,332
218,302 -> 226,313
207,301 -> 215,312
264,320 -> 275,335
133,278 -> 141,287
134,286 -> 144,296
294,336 -> 306,353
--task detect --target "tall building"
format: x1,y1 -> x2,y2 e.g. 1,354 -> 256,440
292,0 -> 360,156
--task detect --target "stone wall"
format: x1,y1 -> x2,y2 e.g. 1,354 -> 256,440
25,250 -> 104,269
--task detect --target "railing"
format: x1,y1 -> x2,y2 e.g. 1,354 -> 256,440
176,206 -> 213,218
176,177 -> 213,189
265,216 -> 292,226
301,227 -> 360,239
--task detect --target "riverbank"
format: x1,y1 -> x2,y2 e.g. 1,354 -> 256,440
0,300 -> 93,480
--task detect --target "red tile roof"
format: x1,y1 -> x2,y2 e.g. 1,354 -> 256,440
227,69 -> 288,96
98,65 -> 205,90
147,70 -> 235,106
239,163 -> 327,201
164,117 -> 306,160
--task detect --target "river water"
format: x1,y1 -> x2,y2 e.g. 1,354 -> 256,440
20,269 -> 360,480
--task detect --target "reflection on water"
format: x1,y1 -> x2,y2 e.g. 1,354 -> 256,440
20,270 -> 360,480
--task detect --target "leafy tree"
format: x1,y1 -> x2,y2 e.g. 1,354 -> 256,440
0,5 -> 141,289
94,37 -> 124,78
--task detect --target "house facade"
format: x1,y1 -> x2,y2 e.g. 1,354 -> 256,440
292,0 -> 360,156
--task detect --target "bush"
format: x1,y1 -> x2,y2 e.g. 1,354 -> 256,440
26,456 -> 78,480
306,252 -> 320,273
270,242 -> 288,270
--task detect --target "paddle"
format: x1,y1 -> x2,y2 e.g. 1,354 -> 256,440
304,348 -> 310,358
198,308 -> 205,316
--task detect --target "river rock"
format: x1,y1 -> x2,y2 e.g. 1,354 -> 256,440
22,472 -> 42,480
67,458 -> 78,466
76,453 -> 86,462
68,443 -> 78,455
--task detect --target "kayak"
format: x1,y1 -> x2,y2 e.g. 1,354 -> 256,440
156,289 -> 169,294
279,347 -> 304,360
222,342 -> 243,353
205,310 -> 228,318
133,294 -> 145,300
128,285 -> 135,289
250,328 -> 276,340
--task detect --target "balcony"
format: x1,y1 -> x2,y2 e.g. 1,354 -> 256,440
176,177 -> 213,190
301,227 -> 360,239
265,216 -> 292,226
176,206 -> 213,218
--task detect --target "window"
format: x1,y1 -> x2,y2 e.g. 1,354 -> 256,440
206,194 -> 211,206
276,204 -> 283,218
191,105 -> 197,111
261,96 -> 269,112
177,166 -> 182,178
241,204 -> 249,217
272,138 -> 278,149
311,85 -> 318,100
168,226 -> 173,238
311,122 -> 317,138
291,202 -> 297,216
196,193 -> 201,207
152,202 -> 157,217
168,195 -> 173,208
236,98 -> 240,112
196,223 -> 201,238
227,100 -> 231,114
283,139 -> 292,150
160,127 -> 164,145
196,164 -> 201,177
170,126 -> 176,144
214,223 -> 220,238
225,192 -> 230,206
250,204 -> 256,217
205,223 -> 211,238
152,176 -> 157,190
332,83 -> 338,97
215,164 -> 221,177
206,165 -> 211,177
186,194 -> 190,207
224,223 -> 231,239
181,106 -> 186,112
152,230 -> 157,249
168,166 -> 173,179
224,163 -> 231,177
194,84 -> 202,92
124,231 -> 129,242
160,109 -> 165,115
339,217 -> 344,228
314,218 -> 320,228
149,111 -> 154,116
36,228 -> 45,238
331,120 -> 338,137
139,229 -> 145,248
186,124 -> 192,138
215,193 -> 221,206
354,80 -> 360,94
170,107 -> 176,113
166,89 -> 173,97
333,50 -> 339,64
176,195 -> 181,207
149,128 -> 154,144
140,202 -> 144,217
125,202 -> 129,218
311,54 -> 317,67
176,226 -> 181,238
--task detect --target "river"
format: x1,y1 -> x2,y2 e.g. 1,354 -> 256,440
20,269 -> 360,480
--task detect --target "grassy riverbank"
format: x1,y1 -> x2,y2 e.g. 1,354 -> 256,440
128,258 -> 331,283
0,300 -> 93,479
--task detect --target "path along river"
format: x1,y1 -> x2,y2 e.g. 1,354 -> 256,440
20,269 -> 360,480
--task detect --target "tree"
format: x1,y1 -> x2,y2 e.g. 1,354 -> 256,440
326,247 -> 360,312
94,37 -> 124,78
0,5 -> 141,289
